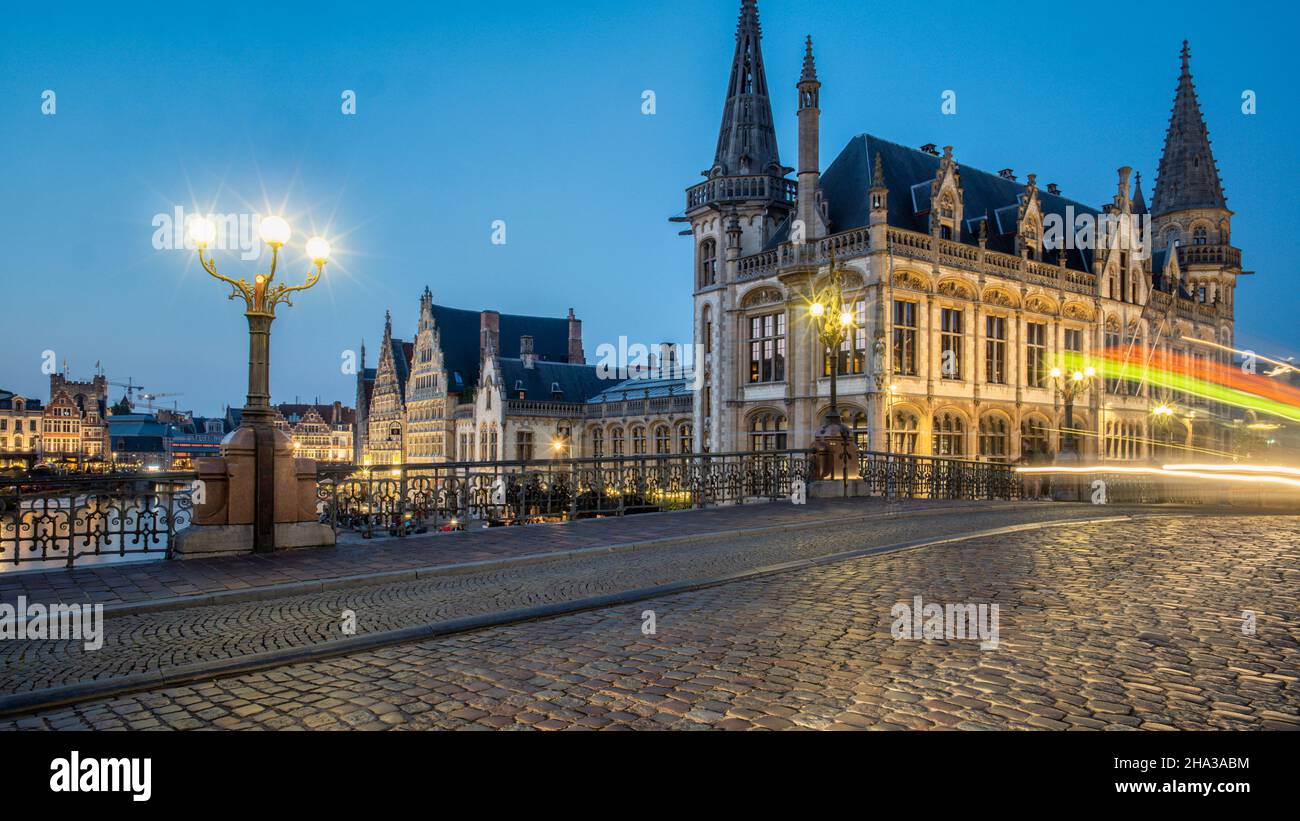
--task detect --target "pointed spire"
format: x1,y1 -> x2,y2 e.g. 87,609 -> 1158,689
801,35 -> 817,82
871,152 -> 885,188
1131,172 -> 1148,215
1152,40 -> 1227,216
713,0 -> 781,177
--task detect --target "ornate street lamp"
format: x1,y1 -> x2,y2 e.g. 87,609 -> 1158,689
185,215 -> 330,553
809,252 -> 856,429
808,250 -> 861,481
1049,364 -> 1096,459
189,216 -> 330,428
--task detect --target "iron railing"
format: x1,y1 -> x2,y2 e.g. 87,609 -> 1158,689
319,449 -> 1023,537
0,473 -> 196,570
856,451 -> 1023,501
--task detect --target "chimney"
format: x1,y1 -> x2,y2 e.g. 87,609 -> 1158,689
1047,183 -> 1061,196
567,308 -> 585,365
999,168 -> 1017,181
480,310 -> 500,358
920,143 -> 939,156
520,335 -> 536,369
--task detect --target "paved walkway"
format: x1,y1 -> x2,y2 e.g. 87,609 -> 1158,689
0,503 -> 1140,699
0,498 -> 1010,608
7,515 -> 1297,730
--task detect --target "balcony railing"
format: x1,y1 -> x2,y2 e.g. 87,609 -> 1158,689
686,175 -> 798,211
1177,244 -> 1240,269
0,473 -> 196,570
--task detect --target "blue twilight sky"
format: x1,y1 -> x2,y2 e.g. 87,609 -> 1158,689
1,0 -> 1296,415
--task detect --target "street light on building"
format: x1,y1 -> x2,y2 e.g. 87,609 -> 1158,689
1049,364 -> 1096,459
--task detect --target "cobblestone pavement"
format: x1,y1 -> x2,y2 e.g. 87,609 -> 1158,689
0,497 -> 983,607
6,515 -> 1298,730
0,502 -> 1126,695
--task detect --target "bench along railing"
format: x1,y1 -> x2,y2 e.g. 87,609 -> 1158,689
319,451 -> 817,537
0,473 -> 197,569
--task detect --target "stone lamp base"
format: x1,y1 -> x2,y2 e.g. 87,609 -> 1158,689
172,426 -> 335,560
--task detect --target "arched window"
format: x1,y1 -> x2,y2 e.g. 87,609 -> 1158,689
1021,417 -> 1050,459
631,426 -> 647,455
653,425 -> 671,454
591,427 -> 604,458
610,427 -> 625,457
699,239 -> 718,288
1022,220 -> 1040,261
932,412 -> 966,457
979,415 -> 1010,461
678,424 -> 693,454
888,409 -> 919,454
748,413 -> 787,451
1193,226 -> 1208,246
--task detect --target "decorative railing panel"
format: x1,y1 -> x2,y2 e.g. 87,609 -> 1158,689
320,449 -> 1021,538
0,474 -> 196,570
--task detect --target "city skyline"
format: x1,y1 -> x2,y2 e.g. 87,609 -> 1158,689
2,0 -> 1296,415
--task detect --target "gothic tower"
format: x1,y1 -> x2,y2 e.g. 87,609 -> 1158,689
1151,41 -> 1241,315
683,0 -> 794,453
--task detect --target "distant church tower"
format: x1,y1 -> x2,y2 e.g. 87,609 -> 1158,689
683,0 -> 795,453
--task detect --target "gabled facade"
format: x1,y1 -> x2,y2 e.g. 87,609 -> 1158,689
682,1 -> 1243,463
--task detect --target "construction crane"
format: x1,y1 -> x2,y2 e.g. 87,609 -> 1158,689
140,392 -> 183,412
108,378 -> 145,410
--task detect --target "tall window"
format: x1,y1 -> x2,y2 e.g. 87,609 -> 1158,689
654,425 -> 671,454
940,308 -> 963,380
892,300 -> 918,376
631,426 -> 647,455
888,409 -> 919,454
1021,417 -> 1050,457
699,239 -> 718,287
979,415 -> 1010,461
678,424 -> 693,454
1064,328 -> 1083,357
1105,328 -> 1123,394
611,427 -> 625,456
749,413 -> 787,451
516,430 -> 534,461
1193,226 -> 1208,246
591,428 -> 604,458
985,316 -> 1008,384
932,412 -> 965,457
749,313 -> 786,383
1027,322 -> 1047,388
825,299 -> 867,376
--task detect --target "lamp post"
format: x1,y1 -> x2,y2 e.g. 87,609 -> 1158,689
809,253 -> 856,428
187,215 -> 330,553
1049,364 -> 1096,459
808,251 -> 861,482
190,216 -> 330,428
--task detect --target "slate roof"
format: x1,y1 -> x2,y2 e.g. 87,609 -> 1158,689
802,134 -> 1100,273
497,360 -> 608,405
587,374 -> 696,404
430,304 -> 573,394
0,390 -> 42,411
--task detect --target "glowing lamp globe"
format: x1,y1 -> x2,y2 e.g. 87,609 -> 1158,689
188,216 -> 217,249
259,215 -> 291,247
306,236 -> 331,266
839,310 -> 853,328
809,302 -> 825,318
